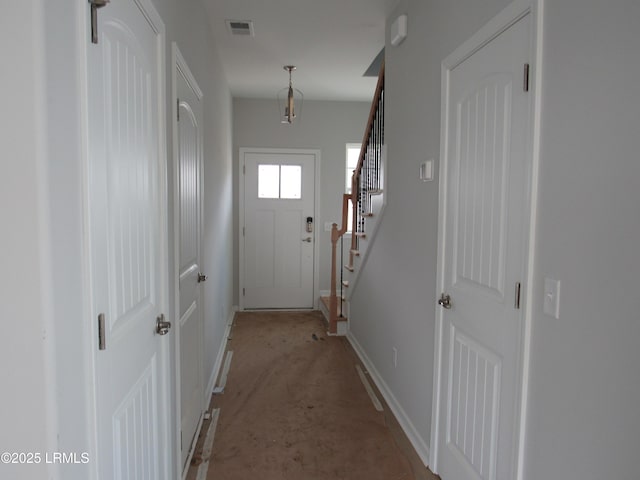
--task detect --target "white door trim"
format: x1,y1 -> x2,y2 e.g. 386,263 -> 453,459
238,147 -> 321,311
171,42 -> 204,480
429,1 -> 543,478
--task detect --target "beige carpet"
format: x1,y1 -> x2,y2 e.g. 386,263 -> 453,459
187,310 -> 438,480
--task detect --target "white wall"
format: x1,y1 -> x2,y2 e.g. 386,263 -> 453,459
232,98 -> 371,304
351,0 -> 640,478
0,1 -> 233,479
524,1 -> 640,479
348,0 -> 512,460
0,2 -> 54,479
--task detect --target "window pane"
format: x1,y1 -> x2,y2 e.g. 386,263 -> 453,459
346,167 -> 355,193
280,165 -> 302,199
346,145 -> 360,194
347,146 -> 360,168
258,164 -> 280,198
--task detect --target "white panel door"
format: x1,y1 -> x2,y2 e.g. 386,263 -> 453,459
242,151 -> 315,309
436,14 -> 531,480
87,1 -> 169,479
176,59 -> 205,472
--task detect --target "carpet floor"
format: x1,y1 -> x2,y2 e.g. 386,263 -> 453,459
186,310 -> 438,480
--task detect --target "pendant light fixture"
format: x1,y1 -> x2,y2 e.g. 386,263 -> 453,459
278,65 -> 303,124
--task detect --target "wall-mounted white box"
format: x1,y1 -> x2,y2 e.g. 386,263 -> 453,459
390,14 -> 407,47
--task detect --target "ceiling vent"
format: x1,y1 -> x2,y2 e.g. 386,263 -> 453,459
226,20 -> 255,37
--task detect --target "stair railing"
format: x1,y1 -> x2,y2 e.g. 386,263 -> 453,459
329,61 -> 384,334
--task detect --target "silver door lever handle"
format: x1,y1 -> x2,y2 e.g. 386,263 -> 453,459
302,237 -> 312,243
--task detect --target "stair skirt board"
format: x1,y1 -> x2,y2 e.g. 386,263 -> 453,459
343,192 -> 386,294
347,331 -> 431,468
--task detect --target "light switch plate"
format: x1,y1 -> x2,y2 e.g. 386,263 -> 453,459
543,278 -> 561,319
420,159 -> 434,181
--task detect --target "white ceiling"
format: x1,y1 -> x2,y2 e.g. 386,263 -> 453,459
203,0 -> 396,102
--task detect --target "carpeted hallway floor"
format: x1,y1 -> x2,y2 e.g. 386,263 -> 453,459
186,310 -> 438,480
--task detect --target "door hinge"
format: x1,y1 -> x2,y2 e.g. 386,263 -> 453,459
243,165 -> 246,175
98,313 -> 106,350
180,430 -> 183,451
523,63 -> 530,92
242,226 -> 245,237
243,287 -> 245,296
515,282 -> 522,309
89,0 -> 110,44
177,98 -> 180,121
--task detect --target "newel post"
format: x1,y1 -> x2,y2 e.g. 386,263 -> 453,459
329,222 -> 339,334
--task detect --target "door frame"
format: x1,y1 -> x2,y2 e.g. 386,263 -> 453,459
429,1 -> 543,478
81,0 -> 171,478
171,43 -> 205,480
238,147 -> 321,311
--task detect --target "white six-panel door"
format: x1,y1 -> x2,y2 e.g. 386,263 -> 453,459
87,1 -> 169,478
175,50 -> 205,473
435,12 -> 532,480
242,150 -> 316,309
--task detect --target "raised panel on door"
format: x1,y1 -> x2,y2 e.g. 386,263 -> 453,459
88,1 -> 168,479
437,14 -> 532,480
453,75 -> 512,300
446,326 -> 501,480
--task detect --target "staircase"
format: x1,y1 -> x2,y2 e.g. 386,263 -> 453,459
325,61 -> 385,335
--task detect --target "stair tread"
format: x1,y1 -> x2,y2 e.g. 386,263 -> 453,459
344,265 -> 355,272
342,280 -> 350,287
350,249 -> 360,256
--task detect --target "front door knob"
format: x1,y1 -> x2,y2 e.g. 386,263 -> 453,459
197,272 -> 208,283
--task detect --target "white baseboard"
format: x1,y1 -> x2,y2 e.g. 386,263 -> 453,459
347,330 -> 431,467
205,306 -> 238,402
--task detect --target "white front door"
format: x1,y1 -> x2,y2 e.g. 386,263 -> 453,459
87,1 -> 170,478
175,52 -> 205,472
241,150 -> 316,309
434,13 -> 532,480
